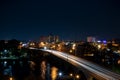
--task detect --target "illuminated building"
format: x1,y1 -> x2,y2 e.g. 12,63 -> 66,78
40,36 -> 49,42
87,36 -> 96,42
40,35 -> 59,43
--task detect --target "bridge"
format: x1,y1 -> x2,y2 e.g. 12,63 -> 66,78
30,48 -> 120,80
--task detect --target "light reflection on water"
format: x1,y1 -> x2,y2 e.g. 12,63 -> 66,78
51,67 -> 58,80
28,60 -> 59,80
29,61 -> 36,71
9,77 -> 14,80
40,61 -> 59,80
40,61 -> 46,79
31,60 -> 59,80
0,60 -> 62,80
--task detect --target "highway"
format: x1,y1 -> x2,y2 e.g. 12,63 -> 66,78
40,49 -> 120,80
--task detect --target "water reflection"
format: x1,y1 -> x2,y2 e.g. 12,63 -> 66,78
0,59 -> 84,80
9,77 -> 14,80
3,65 -> 12,76
0,60 -> 60,80
4,61 -> 7,67
51,66 -> 58,80
40,61 -> 46,79
29,61 -> 36,71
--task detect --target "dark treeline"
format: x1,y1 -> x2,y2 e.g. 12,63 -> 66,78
0,39 -> 20,51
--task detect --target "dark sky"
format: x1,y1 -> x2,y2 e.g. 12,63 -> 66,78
0,0 -> 120,41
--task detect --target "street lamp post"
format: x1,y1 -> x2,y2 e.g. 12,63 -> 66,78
72,43 -> 76,56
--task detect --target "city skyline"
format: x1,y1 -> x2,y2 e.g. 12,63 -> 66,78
1,0 -> 120,40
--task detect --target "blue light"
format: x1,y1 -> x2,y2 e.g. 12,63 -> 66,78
58,72 -> 62,76
97,40 -> 101,43
103,40 -> 107,43
4,50 -> 7,53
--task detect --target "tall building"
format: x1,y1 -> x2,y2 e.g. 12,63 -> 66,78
40,35 -> 59,43
40,36 -> 48,42
48,35 -> 59,43
54,35 -> 59,43
87,36 -> 96,42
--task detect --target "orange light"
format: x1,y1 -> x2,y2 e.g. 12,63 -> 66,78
69,73 -> 73,77
76,75 -> 80,79
10,77 -> 13,80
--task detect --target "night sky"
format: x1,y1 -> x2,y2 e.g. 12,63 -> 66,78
0,0 -> 120,41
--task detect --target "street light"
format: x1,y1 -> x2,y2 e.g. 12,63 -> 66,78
76,74 -> 80,79
58,72 -> 63,77
69,73 -> 73,77
72,44 -> 76,50
72,43 -> 76,56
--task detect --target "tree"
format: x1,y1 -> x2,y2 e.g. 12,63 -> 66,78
0,40 -> 5,51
